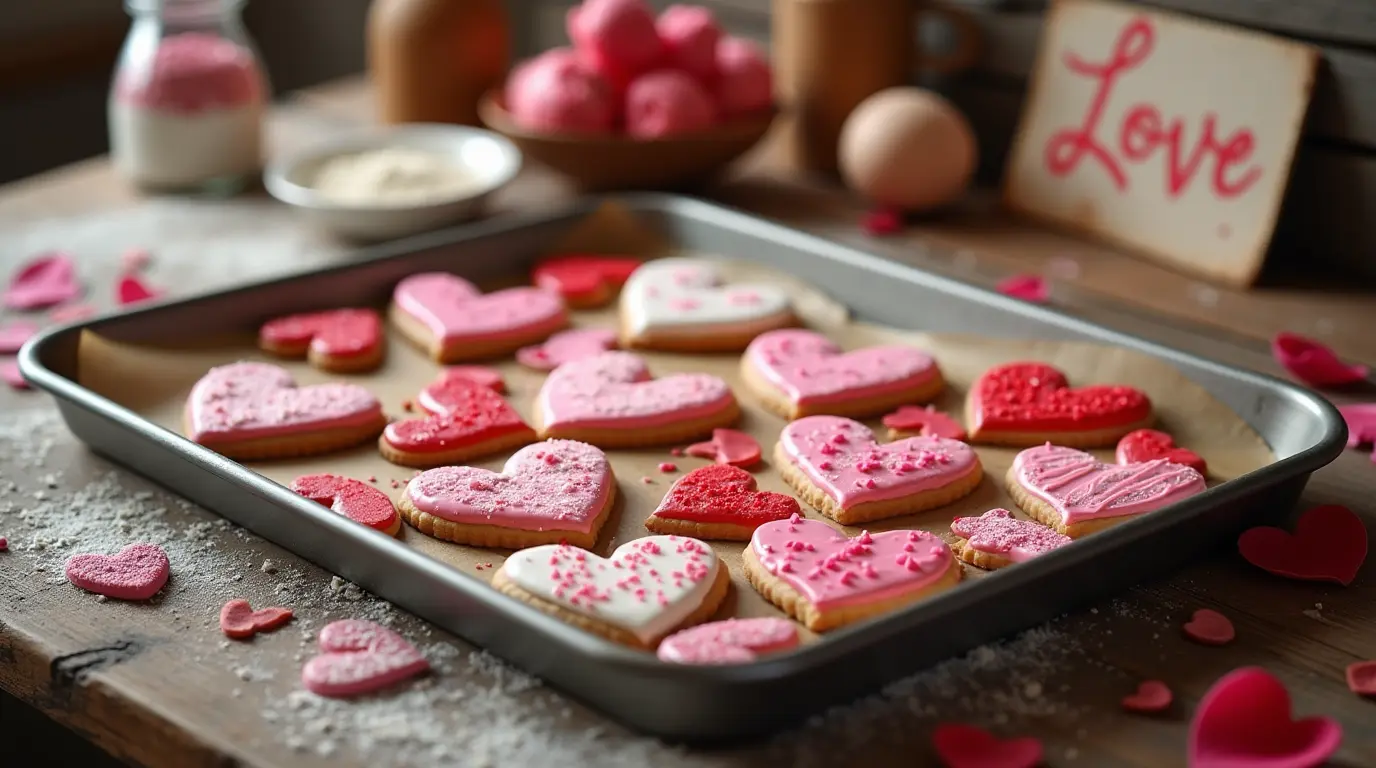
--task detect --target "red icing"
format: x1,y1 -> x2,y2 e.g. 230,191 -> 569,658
116,274 -> 163,306
658,462 -> 677,472
931,723 -> 1043,768
436,366 -> 505,393
969,362 -> 1150,433
1183,609 -> 1235,646
384,374 -> 530,453
1116,428 -> 1207,474
1121,680 -> 1173,714
291,473 -> 399,532
652,465 -> 799,527
881,405 -> 967,440
532,255 -> 642,302
219,599 -> 293,639
1347,662 -> 1376,696
1237,504 -> 1367,586
259,308 -> 382,359
1189,668 -> 1342,768
685,428 -> 762,468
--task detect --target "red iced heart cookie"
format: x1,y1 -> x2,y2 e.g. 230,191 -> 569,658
532,254 -> 641,307
647,464 -> 799,539
516,327 -> 617,371
1272,332 -> 1368,388
995,274 -> 1049,304
301,619 -> 429,697
438,365 -> 505,393
381,373 -> 535,467
392,272 -> 567,362
4,251 -> 81,309
685,428 -> 762,468
1183,609 -> 1235,646
1190,667 -> 1342,768
657,617 -> 800,664
882,405 -> 967,440
1338,404 -> 1376,464
116,274 -> 163,306
1237,504 -> 1367,586
1116,428 -> 1207,474
65,543 -> 170,600
967,362 -> 1152,446
931,723 -> 1043,768
1346,661 -> 1376,696
220,599 -> 293,639
292,473 -> 401,535
1121,680 -> 1173,713
259,308 -> 384,372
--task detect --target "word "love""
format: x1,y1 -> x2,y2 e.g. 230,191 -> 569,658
1044,18 -> 1262,199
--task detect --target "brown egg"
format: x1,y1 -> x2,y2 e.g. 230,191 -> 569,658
839,87 -> 978,212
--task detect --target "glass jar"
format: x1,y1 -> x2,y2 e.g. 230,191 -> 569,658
109,0 -> 270,194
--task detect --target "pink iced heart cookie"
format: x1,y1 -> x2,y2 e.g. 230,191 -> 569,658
391,272 -> 567,363
1007,443 -> 1206,538
4,251 -> 82,309
657,617 -> 799,664
950,508 -> 1071,569
535,350 -> 739,447
516,327 -> 617,371
619,258 -> 794,352
774,415 -> 982,524
301,619 -> 429,697
492,536 -> 727,648
65,543 -> 169,600
742,329 -> 943,419
745,516 -> 960,632
1189,667 -> 1342,768
185,361 -> 386,460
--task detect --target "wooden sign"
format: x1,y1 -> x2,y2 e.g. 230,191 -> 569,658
1003,0 -> 1318,286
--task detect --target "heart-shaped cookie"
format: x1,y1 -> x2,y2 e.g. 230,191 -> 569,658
220,599 -> 293,639
291,473 -> 401,536
516,327 -> 618,371
647,464 -> 799,540
744,516 -> 960,631
1347,661 -> 1376,696
657,617 -> 800,664
401,439 -> 614,548
931,723 -> 1043,768
492,536 -> 727,648
685,428 -> 762,468
619,258 -> 793,351
536,351 -> 738,447
742,329 -> 943,419
1121,680 -> 1173,714
967,362 -> 1152,447
259,308 -> 385,373
532,254 -> 641,308
380,372 -> 535,468
1116,428 -> 1207,474
1237,504 -> 1367,586
775,415 -> 982,524
950,508 -> 1071,569
185,362 -> 385,460
65,543 -> 170,600
301,619 -> 429,697
882,405 -> 966,441
1189,667 -> 1341,768
4,251 -> 81,309
1007,443 -> 1206,537
391,272 -> 566,362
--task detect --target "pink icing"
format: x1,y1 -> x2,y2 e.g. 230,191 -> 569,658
746,329 -> 938,406
656,617 -> 799,664
516,327 -> 618,371
751,517 -> 954,610
407,440 -> 611,533
538,351 -> 735,430
1012,443 -> 1207,524
780,416 -> 978,509
301,619 -> 429,698
185,361 -> 382,443
393,272 -> 567,346
950,508 -> 1071,562
116,33 -> 264,113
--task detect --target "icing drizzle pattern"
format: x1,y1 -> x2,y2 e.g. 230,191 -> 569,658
538,351 -> 734,430
384,373 -> 530,453
620,257 -> 790,335
393,272 -> 566,345
970,362 -> 1151,432
186,361 -> 381,443
1012,443 -> 1206,524
746,329 -> 938,405
950,508 -> 1070,562
652,464 -> 800,527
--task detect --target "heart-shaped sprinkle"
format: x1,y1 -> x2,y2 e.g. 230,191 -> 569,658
116,274 -> 163,305
532,254 -> 641,306
537,351 -> 734,435
301,619 -> 429,697
860,208 -> 903,237
1337,403 -> 1376,464
882,405 -> 967,440
259,309 -> 383,362
1121,680 -> 1173,713
186,362 -> 383,446
1012,444 -> 1206,527
0,321 -> 38,354
438,365 -> 505,393
1,359 -> 27,390
1189,667 -> 1342,768
393,272 -> 566,348
65,543 -> 170,600
620,258 -> 791,341
292,473 -> 400,534
931,723 -> 1043,768
516,327 -> 618,371
995,274 -> 1049,304
651,464 -> 799,530
1346,661 -> 1376,696
1272,332 -> 1368,388
657,617 -> 800,664
383,372 -> 532,457
685,428 -> 762,468
968,362 -> 1151,438
1116,428 -> 1207,474
950,508 -> 1070,563
220,599 -> 293,639
1237,504 -> 1367,586
745,329 -> 939,411
1183,608 -> 1235,646
4,251 -> 82,309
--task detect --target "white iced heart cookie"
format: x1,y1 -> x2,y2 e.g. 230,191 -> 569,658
619,258 -> 795,351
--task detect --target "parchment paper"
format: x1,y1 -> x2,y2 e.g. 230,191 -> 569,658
74,212 -> 1274,643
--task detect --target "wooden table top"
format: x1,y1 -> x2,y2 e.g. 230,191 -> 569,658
2,79 -> 1373,768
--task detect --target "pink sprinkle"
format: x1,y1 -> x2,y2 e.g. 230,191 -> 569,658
367,475 -> 377,483
0,537 -> 7,551
670,297 -> 700,311
728,291 -> 761,305
389,479 -> 400,489
543,453 -> 561,465
121,247 -> 152,272
857,531 -> 873,544
658,462 -> 677,473
817,460 -> 833,470
779,562 -> 792,573
789,512 -> 801,524
818,442 -> 837,456
839,571 -> 858,586
641,476 -> 655,484
670,447 -> 684,457
895,554 -> 908,566
831,433 -> 848,445
864,478 -> 877,489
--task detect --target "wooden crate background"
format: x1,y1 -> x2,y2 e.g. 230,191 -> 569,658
510,0 -> 1376,280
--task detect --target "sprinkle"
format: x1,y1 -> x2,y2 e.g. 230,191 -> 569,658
402,400 -> 414,412
670,447 -> 684,457
640,476 -> 655,484
658,462 -> 677,473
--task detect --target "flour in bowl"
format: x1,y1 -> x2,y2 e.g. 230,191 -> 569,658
311,147 -> 485,207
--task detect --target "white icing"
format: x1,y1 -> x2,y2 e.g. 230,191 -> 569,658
501,535 -> 720,643
620,258 -> 791,338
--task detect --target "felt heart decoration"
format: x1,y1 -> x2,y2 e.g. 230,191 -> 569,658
651,464 -> 799,528
882,405 -> 967,440
532,254 -> 641,305
1116,428 -> 1207,474
995,274 -> 1049,304
438,365 -> 505,393
259,309 -> 382,359
1189,667 -> 1342,768
301,619 -> 429,697
1121,680 -> 1173,713
1237,504 -> 1367,586
1272,332 -> 1368,388
685,428 -> 762,468
968,362 -> 1151,436
1011,444 -> 1206,527
516,327 -> 617,371
4,251 -> 81,309
1337,404 -> 1376,464
931,723 -> 1043,768
620,258 -> 790,338
291,473 -> 400,534
1346,661 -> 1376,696
0,321 -> 38,354
1,359 -> 27,391
384,373 -> 531,454
1183,609 -> 1235,646
745,329 -> 938,407
220,599 -> 293,639
657,617 -> 800,664
65,543 -> 170,600
116,274 -> 162,305
537,351 -> 733,431
393,272 -> 566,344
185,362 -> 382,444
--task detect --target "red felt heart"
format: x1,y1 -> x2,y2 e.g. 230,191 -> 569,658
1116,429 -> 1207,474
116,274 -> 163,305
291,473 -> 400,534
532,254 -> 641,306
651,464 -> 798,528
383,374 -> 531,455
685,428 -> 762,468
931,723 -> 1042,768
1121,680 -> 1173,713
1189,667 -> 1342,768
968,362 -> 1151,436
301,619 -> 429,697
1237,505 -> 1367,586
1272,332 -> 1368,388
219,599 -> 293,639
1346,661 -> 1376,696
1183,609 -> 1235,646
259,308 -> 382,360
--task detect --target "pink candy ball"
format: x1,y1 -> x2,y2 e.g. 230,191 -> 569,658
507,48 -> 616,134
625,70 -> 717,138
567,0 -> 664,91
656,5 -> 721,84
714,36 -> 772,118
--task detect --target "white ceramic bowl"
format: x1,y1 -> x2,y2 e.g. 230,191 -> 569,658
264,124 -> 522,241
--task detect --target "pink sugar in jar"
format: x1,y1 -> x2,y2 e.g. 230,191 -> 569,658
110,0 -> 269,193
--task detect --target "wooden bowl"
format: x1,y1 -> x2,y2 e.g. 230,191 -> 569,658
478,91 -> 776,192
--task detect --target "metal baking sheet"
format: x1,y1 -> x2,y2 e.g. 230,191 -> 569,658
20,194 -> 1346,741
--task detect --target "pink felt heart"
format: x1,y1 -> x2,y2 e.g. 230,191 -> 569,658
4,251 -> 81,309
745,329 -> 939,409
1121,680 -> 1173,713
0,321 -> 38,354
1237,504 -> 1367,586
931,723 -> 1043,768
1011,444 -> 1206,528
516,327 -> 617,371
1338,403 -> 1376,464
301,619 -> 429,697
685,428 -> 762,468
117,274 -> 163,305
995,274 -> 1049,304
1272,332 -> 1368,388
1183,609 -> 1235,646
185,361 -> 382,445
220,599 -> 293,639
537,351 -> 734,432
1346,661 -> 1376,696
65,543 -> 170,600
1189,667 -> 1342,768
393,272 -> 565,345
657,617 -> 799,664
